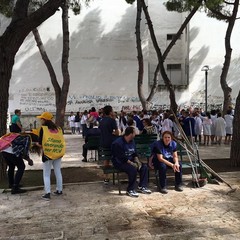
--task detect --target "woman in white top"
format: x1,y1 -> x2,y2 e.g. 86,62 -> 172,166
215,112 -> 226,145
210,110 -> 217,144
224,109 -> 234,144
161,112 -> 173,134
194,111 -> 203,144
201,112 -> 212,145
68,112 -> 75,134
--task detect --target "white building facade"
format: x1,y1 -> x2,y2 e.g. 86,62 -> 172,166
1,0 -> 240,116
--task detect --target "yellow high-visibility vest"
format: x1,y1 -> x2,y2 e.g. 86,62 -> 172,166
41,126 -> 66,160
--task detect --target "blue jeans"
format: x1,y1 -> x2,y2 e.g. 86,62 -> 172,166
43,158 -> 62,193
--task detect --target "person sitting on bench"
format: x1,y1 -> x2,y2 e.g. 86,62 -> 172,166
150,130 -> 183,194
82,121 -> 101,162
111,126 -> 151,198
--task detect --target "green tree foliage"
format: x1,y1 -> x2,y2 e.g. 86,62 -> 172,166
125,0 -> 135,4
164,0 -> 224,12
0,0 -> 14,17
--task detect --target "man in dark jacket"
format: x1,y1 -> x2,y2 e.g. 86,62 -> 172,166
111,127 -> 151,198
82,121 -> 101,162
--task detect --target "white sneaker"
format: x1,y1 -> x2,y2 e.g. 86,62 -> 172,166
137,186 -> 152,194
126,190 -> 139,198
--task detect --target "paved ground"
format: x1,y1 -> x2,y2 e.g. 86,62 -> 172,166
1,134 -> 239,240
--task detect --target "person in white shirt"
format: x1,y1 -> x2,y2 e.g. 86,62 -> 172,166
194,111 -> 203,144
214,112 -> 226,145
68,112 -> 75,134
161,112 -> 173,134
224,109 -> 234,144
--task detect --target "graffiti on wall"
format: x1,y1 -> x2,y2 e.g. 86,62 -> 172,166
16,87 -> 232,113
17,87 -> 142,113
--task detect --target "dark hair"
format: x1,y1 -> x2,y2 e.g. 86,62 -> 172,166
124,126 -> 134,136
226,109 -> 232,115
103,105 -> 113,116
15,109 -> 21,114
210,109 -> 216,115
127,118 -> 134,126
206,112 -> 211,119
143,118 -> 151,126
43,120 -> 58,130
162,131 -> 173,139
91,107 -> 96,112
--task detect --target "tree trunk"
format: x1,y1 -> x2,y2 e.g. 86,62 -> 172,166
230,90 -> 240,166
56,0 -> 70,129
0,0 -> 63,180
220,0 -> 239,115
142,0 -> 200,114
32,1 -> 71,130
135,0 -> 147,110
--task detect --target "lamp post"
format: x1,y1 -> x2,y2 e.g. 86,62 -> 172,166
201,65 -> 210,113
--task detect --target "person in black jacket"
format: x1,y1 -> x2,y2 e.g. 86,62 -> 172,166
82,121 -> 101,162
111,127 -> 151,198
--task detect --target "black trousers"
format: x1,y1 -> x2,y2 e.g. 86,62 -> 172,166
2,152 -> 25,188
82,143 -> 88,158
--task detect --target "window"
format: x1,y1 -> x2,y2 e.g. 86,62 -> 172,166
167,64 -> 181,71
167,34 -> 181,41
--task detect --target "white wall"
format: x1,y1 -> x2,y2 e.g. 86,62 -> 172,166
187,10 -> 240,109
2,0 -> 240,115
8,0 -> 149,114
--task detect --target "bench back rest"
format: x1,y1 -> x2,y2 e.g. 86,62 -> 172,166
135,134 -> 158,159
176,142 -> 188,162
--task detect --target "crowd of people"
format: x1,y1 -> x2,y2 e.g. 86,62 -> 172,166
0,105 -> 233,200
69,106 -> 234,146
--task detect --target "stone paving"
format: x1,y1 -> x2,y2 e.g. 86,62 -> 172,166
0,134 -> 239,239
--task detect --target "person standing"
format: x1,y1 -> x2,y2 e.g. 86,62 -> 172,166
161,112 -> 173,134
224,109 -> 234,144
36,112 -> 66,201
201,112 -> 212,145
210,110 -> 217,144
111,127 -> 151,197
182,111 -> 195,143
80,110 -> 88,138
0,133 -> 33,194
74,112 -> 81,134
10,109 -> 23,133
119,110 -> 127,133
68,112 -> 75,134
214,112 -> 226,145
194,111 -> 203,144
99,105 -> 120,184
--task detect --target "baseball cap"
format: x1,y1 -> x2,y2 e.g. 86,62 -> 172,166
36,112 -> 53,120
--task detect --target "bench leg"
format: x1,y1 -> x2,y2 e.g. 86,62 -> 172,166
112,173 -> 115,185
117,172 -> 121,195
155,170 -> 161,191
